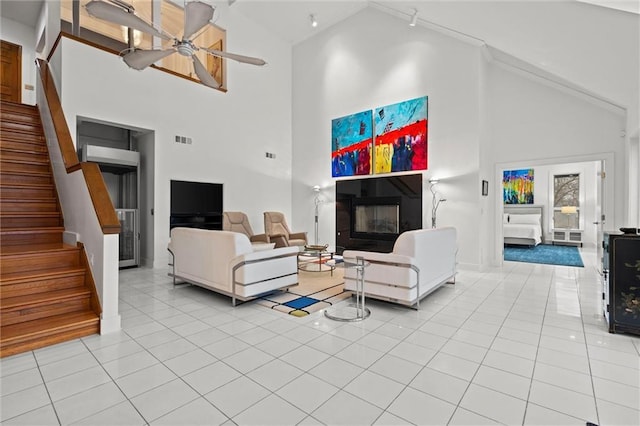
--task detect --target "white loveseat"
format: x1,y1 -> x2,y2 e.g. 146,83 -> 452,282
168,228 -> 299,306
343,227 -> 457,308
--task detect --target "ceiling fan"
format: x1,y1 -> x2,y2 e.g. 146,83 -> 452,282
85,0 -> 266,89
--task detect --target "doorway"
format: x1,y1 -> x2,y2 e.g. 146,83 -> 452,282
76,118 -> 155,267
495,154 -> 613,269
1,40 -> 22,103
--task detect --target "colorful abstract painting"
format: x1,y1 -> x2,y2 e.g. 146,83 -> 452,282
331,110 -> 373,177
373,96 -> 428,174
503,169 -> 534,204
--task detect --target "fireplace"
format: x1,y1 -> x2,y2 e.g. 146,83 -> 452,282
336,174 -> 422,253
353,200 -> 399,236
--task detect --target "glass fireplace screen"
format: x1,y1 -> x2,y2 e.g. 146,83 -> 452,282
354,205 -> 399,234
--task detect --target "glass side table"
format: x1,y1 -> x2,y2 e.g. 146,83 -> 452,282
324,256 -> 370,322
298,248 -> 335,275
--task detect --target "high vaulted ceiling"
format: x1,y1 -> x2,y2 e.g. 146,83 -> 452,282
232,0 -> 639,115
2,0 -> 638,117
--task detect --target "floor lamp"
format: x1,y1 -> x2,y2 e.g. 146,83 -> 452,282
429,179 -> 446,228
313,185 -> 321,245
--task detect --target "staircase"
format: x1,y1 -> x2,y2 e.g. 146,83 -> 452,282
0,101 -> 100,358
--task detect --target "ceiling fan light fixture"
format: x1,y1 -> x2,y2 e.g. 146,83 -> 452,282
176,42 -> 195,57
409,9 -> 418,27
87,0 -> 265,90
310,14 -> 318,28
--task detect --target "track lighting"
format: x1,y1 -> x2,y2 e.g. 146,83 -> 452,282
409,9 -> 418,27
310,14 -> 318,28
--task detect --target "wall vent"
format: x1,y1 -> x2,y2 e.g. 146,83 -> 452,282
174,135 -> 192,144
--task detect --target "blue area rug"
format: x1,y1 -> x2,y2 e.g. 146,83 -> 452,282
504,244 -> 584,267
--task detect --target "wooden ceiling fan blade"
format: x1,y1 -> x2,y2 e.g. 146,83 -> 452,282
86,0 -> 173,41
123,49 -> 176,70
183,1 -> 214,40
204,48 -> 266,66
192,55 -> 220,89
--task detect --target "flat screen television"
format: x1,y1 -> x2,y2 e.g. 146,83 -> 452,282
170,180 -> 223,216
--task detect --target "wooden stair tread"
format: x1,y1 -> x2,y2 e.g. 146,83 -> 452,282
0,118 -> 42,128
0,182 -> 54,189
0,132 -> 45,139
0,211 -> 61,217
0,139 -> 47,147
0,128 -> 45,138
0,108 -> 41,117
1,169 -> 51,177
1,288 -> 90,310
0,155 -> 49,166
0,186 -> 55,199
0,311 -> 99,341
1,100 -> 39,112
1,100 -> 101,358
0,198 -> 57,204
0,146 -> 47,154
0,226 -> 63,234
0,266 -> 85,283
0,242 -> 76,256
0,118 -> 42,126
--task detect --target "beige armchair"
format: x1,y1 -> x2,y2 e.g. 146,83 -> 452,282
223,212 -> 274,251
263,211 -> 308,249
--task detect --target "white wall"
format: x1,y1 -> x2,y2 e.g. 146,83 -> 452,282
488,66 -> 625,212
292,7 -> 628,268
0,17 -> 37,105
57,4 -> 293,267
292,8 -> 483,266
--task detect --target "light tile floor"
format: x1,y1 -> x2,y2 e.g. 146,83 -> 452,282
2,248 -> 639,425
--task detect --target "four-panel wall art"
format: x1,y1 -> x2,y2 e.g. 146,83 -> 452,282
331,96 -> 428,178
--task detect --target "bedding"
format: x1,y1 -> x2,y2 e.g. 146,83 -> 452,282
503,223 -> 542,246
503,209 -> 542,246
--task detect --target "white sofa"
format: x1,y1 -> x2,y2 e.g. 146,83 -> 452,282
168,228 -> 299,306
343,227 -> 457,308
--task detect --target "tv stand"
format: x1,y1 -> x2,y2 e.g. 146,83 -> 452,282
170,214 -> 222,231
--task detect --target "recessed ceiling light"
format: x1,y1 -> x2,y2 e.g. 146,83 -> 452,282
310,14 -> 318,28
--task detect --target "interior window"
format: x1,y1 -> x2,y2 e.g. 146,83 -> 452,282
553,173 -> 580,229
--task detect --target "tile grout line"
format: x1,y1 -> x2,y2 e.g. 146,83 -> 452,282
521,264 -> 556,424
577,268 -> 602,426
359,268 -> 520,425
443,266 -> 540,425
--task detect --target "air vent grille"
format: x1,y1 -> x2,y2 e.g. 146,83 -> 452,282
174,135 -> 192,145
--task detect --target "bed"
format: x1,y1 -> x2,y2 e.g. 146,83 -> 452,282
503,205 -> 543,246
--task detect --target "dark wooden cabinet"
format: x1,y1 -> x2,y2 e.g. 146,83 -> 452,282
603,232 -> 640,335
